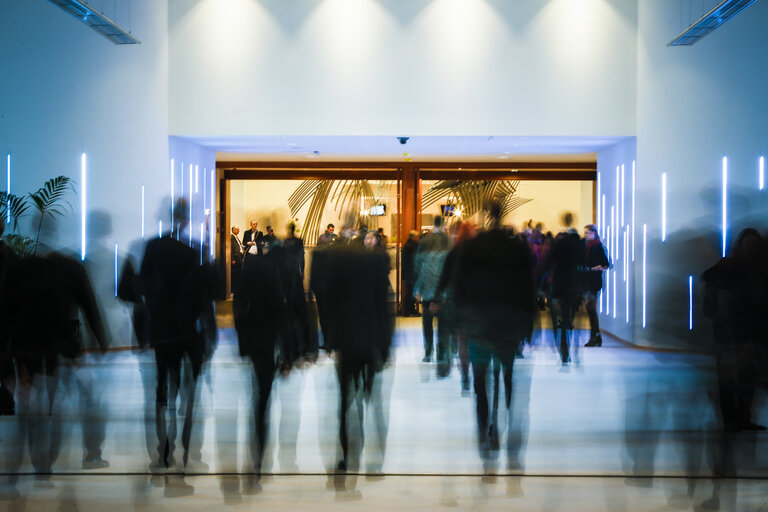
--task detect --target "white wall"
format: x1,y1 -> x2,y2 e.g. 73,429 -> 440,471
629,0 -> 768,349
0,0 -> 170,346
168,0 -> 637,137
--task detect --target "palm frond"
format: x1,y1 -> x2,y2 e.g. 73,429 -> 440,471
0,192 -> 31,231
29,176 -> 74,218
1,233 -> 35,257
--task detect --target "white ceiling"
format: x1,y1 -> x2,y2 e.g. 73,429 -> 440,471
179,135 -> 631,162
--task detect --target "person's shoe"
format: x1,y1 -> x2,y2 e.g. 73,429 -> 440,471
421,355 -> 431,363
740,420 -> 767,431
585,336 -> 597,347
461,377 -> 471,397
82,457 -> 110,470
241,474 -> 263,495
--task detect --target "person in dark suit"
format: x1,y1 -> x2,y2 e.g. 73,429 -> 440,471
230,226 -> 244,294
139,199 -> 215,469
243,219 -> 264,258
326,240 -> 394,495
3,249 -> 108,491
233,250 -> 288,491
401,231 -> 419,316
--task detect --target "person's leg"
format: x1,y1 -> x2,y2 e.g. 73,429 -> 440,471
421,301 -> 435,361
468,342 -> 491,462
249,356 -> 275,477
585,292 -> 601,346
435,308 -> 452,377
181,345 -> 204,467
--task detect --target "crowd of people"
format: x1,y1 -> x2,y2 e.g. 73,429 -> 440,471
0,198 -> 765,502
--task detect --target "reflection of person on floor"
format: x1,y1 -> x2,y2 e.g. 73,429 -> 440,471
2,250 -> 108,495
702,227 -> 767,432
583,224 -> 609,347
138,199 -> 214,471
453,202 -> 535,478
326,239 -> 394,496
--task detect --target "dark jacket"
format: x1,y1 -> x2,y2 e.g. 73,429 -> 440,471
231,233 -> 244,265
401,238 -> 419,283
546,231 -> 586,299
585,240 -> 609,293
243,229 -> 264,256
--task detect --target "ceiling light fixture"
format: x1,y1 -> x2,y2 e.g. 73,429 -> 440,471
46,0 -> 140,45
668,0 -> 757,46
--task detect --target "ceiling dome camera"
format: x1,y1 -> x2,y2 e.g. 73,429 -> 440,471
397,137 -> 409,145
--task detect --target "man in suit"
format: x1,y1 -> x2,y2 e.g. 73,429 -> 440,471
230,226 -> 244,294
243,220 -> 263,258
139,198 -> 215,470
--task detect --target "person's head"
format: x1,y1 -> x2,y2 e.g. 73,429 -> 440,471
486,200 -> 503,229
173,198 -> 189,231
266,225 -> 273,235
584,224 -> 599,242
562,211 -> 574,228
326,223 -> 335,234
231,226 -> 240,235
408,230 -> 419,242
286,222 -> 296,237
377,227 -> 384,235
364,231 -> 378,249
434,215 -> 443,229
732,228 -> 763,263
250,219 -> 258,231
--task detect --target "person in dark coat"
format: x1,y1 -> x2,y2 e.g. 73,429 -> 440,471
0,222 -> 19,416
583,224 -> 610,347
453,203 -> 535,476
139,199 -> 214,469
230,226 -> 244,294
242,220 -> 264,258
702,228 -> 766,432
3,249 -> 108,491
281,223 -> 305,278
545,226 -> 586,364
325,240 -> 394,494
401,231 -> 419,316
310,243 -> 332,350
233,250 -> 288,490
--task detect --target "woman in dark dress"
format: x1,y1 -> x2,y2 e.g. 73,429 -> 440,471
583,224 -> 609,347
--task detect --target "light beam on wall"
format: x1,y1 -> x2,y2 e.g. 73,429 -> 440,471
5,154 -> 10,224
606,225 -> 611,317
625,232 -> 630,324
689,275 -> 693,331
158,220 -> 162,238
621,164 -> 625,227
141,184 -> 145,239
601,194 -> 606,243
81,153 -> 87,261
612,270 -> 616,319
114,243 -> 118,297
722,157 -> 727,257
760,156 -> 764,190
45,0 -> 141,44
632,161 -> 636,261
661,172 -> 667,242
200,222 -> 205,264
667,0 -> 758,46
210,169 -> 215,258
597,171 -> 601,231
189,164 -> 193,245
170,158 -> 175,226
195,165 -> 199,194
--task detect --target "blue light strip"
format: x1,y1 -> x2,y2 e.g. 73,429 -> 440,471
81,153 -> 87,261
632,161 -> 636,261
6,154 -> 10,224
611,206 -> 616,260
170,158 -> 175,228
158,220 -> 163,238
642,224 -> 647,329
621,164 -> 625,227
625,231 -> 629,324
195,165 -> 199,194
722,157 -> 727,257
760,156 -> 764,191
601,194 -> 606,243
615,166 -> 619,256
189,164 -> 193,245
661,172 -> 667,243
689,275 -> 693,331
613,270 -> 616,319
200,222 -> 205,264
141,184 -> 145,239
606,225 -> 611,317
114,243 -> 118,297
203,167 -> 207,218
210,170 -> 215,258
597,171 -> 601,230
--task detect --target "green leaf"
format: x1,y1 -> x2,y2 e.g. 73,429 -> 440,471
0,191 -> 30,231
1,233 -> 35,257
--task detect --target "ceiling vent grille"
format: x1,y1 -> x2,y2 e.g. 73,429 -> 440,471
668,0 -> 758,46
47,0 -> 140,45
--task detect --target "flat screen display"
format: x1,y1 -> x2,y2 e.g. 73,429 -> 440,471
370,204 -> 386,216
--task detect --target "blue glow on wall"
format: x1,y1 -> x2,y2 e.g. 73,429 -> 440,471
597,171 -> 601,231
621,164 -> 625,227
722,157 -> 727,257
170,159 -> 175,225
760,156 -> 764,190
612,270 -> 616,319
159,220 -> 163,238
210,170 -> 215,258
195,165 -> 199,194
606,224 -> 611,317
81,153 -> 87,261
661,172 -> 667,243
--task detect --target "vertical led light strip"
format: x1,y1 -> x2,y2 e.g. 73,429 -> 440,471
623,229 -> 628,282
180,161 -> 184,198
606,224 -> 611,317
141,184 -> 145,239
170,158 -> 175,227
195,165 -> 199,194
81,153 -> 87,261
158,220 -> 163,238
601,195 -> 606,241
210,169 -> 215,258
611,206 -> 616,260
200,222 -> 205,264
189,164 -> 193,245
642,224 -> 647,329
612,270 -> 617,319
114,243 -> 119,297
597,171 -> 601,230
688,275 -> 693,331
5,154 -> 10,224
615,166 -> 620,257
632,161 -> 636,261
760,156 -> 765,190
661,172 -> 667,243
621,164 -> 625,227
625,237 -> 630,324
722,157 -> 728,257
203,167 -> 207,217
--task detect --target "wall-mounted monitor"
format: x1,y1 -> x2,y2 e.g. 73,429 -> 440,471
370,204 -> 386,216
440,204 -> 456,216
